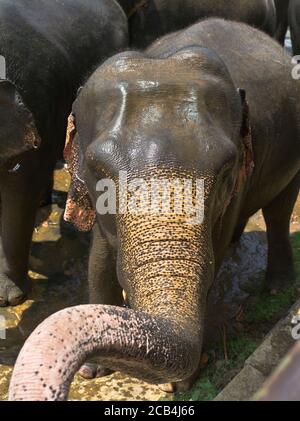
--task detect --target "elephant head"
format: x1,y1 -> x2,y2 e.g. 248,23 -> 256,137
9,48 -> 253,400
0,80 -> 41,168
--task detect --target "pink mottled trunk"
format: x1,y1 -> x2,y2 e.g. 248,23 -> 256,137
9,305 -> 201,401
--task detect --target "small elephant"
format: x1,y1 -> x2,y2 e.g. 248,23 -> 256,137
274,0 -> 289,45
117,0 -> 276,48
289,0 -> 300,54
9,18 -> 300,400
0,0 -> 128,306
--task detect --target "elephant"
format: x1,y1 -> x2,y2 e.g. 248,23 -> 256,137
0,0 -> 128,306
274,0 -> 289,45
289,0 -> 300,54
9,18 -> 300,400
117,0 -> 276,48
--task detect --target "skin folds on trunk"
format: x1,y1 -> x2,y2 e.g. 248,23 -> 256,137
9,305 -> 201,401
117,212 -> 212,327
116,168 -> 214,326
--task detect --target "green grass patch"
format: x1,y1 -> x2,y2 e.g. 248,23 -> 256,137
173,335 -> 258,401
245,234 -> 300,325
245,287 -> 297,324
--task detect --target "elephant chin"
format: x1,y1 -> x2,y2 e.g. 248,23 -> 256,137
8,304 -> 202,401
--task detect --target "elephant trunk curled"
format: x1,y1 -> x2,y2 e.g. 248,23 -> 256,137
9,305 -> 202,401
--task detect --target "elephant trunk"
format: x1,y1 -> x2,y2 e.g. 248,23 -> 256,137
9,304 -> 201,401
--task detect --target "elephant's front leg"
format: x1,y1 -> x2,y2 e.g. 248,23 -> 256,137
78,223 -> 123,379
0,172 -> 41,306
263,171 -> 300,294
88,224 -> 122,306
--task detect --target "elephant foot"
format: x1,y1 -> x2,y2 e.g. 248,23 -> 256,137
78,362 -> 114,380
265,267 -> 295,295
159,366 -> 202,393
159,378 -> 195,394
0,275 -> 30,307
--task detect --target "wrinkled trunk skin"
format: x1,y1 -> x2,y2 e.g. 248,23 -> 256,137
118,214 -> 211,329
116,168 -> 214,333
9,170 -> 212,400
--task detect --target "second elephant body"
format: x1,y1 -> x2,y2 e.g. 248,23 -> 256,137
117,0 -> 276,48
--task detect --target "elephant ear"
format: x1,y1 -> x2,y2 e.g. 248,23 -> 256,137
64,113 -> 96,232
238,88 -> 254,176
234,88 -> 255,194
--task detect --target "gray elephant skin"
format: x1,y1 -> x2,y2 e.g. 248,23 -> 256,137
290,0 -> 300,54
117,0 -> 276,48
0,0 -> 128,306
8,18 -> 300,400
274,0 -> 289,45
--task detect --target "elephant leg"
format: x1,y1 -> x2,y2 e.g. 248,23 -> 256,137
39,173 -> 54,207
78,223 -> 123,379
159,362 -> 202,393
263,171 -> 300,294
289,0 -> 300,55
231,218 -> 249,244
291,30 -> 300,56
0,172 -> 43,306
88,224 -> 122,305
275,20 -> 288,46
274,0 -> 289,45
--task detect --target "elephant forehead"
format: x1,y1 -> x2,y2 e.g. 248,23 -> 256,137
89,78 -> 229,129
88,50 -> 230,93
111,81 -> 204,124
